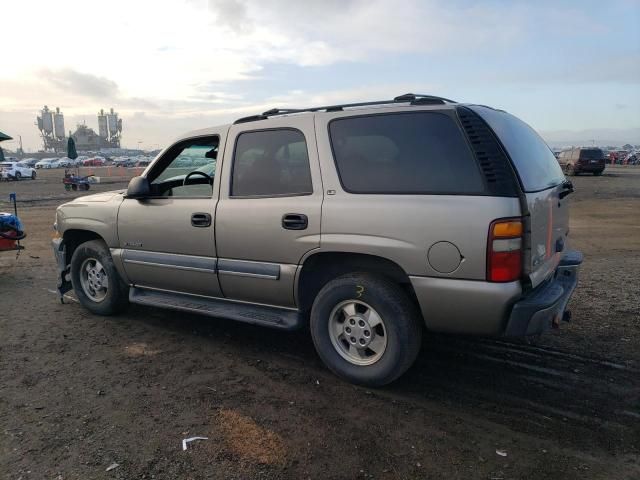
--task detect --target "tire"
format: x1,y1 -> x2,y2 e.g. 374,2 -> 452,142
31,171 -> 36,180
566,164 -> 577,176
593,170 -> 603,176
15,172 -> 21,180
70,240 -> 129,315
310,273 -> 422,386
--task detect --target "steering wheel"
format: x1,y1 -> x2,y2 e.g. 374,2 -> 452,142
183,171 -> 212,186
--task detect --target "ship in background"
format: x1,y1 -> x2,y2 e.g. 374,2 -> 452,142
36,106 -> 122,153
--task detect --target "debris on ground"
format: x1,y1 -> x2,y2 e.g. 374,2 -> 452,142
182,436 -> 209,451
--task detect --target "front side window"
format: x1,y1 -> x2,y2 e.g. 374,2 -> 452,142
149,136 -> 218,197
329,112 -> 484,194
231,129 -> 313,197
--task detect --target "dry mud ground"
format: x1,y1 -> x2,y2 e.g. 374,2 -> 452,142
1,167 -> 639,479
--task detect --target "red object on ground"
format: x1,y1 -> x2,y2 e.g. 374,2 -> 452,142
0,232 -> 18,250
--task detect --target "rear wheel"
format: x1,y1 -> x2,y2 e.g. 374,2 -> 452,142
31,171 -> 36,180
310,273 -> 422,386
565,164 -> 577,176
593,170 -> 603,176
70,240 -> 129,315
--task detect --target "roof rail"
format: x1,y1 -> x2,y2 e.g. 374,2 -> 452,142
233,93 -> 457,124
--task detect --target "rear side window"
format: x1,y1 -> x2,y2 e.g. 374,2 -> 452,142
470,106 -> 564,192
329,112 -> 484,194
579,149 -> 604,160
231,129 -> 313,197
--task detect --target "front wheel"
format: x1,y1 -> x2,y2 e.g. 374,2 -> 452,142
310,273 -> 422,386
70,240 -> 129,315
15,172 -> 21,180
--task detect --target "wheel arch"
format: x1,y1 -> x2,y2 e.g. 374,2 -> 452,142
296,251 -> 419,314
62,229 -> 105,267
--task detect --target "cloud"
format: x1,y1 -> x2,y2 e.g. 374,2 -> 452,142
39,68 -> 120,98
205,0 -> 525,66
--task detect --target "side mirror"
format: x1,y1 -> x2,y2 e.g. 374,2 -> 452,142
126,176 -> 150,198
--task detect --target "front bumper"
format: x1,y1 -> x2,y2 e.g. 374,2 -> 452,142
52,238 -> 72,297
504,250 -> 583,336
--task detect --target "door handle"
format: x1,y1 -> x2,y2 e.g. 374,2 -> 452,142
282,213 -> 308,230
191,212 -> 211,227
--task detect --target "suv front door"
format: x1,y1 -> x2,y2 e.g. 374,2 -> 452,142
215,116 -> 322,308
117,133 -> 225,297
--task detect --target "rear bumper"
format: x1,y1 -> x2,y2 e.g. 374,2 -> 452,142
575,163 -> 605,172
504,250 -> 583,336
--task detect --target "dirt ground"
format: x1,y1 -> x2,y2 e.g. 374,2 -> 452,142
1,166 -> 639,480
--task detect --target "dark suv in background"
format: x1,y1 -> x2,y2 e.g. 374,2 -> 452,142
557,147 -> 605,175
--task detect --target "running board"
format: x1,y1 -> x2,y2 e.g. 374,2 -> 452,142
129,287 -> 303,330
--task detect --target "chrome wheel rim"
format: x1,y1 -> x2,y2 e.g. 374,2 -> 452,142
79,257 -> 109,302
328,300 -> 387,366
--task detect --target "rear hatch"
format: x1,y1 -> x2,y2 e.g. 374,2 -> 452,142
469,106 -> 568,288
579,148 -> 605,166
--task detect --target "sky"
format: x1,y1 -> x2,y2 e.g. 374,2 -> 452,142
0,0 -> 638,152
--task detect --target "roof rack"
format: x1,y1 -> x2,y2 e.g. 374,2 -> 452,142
233,93 -> 457,124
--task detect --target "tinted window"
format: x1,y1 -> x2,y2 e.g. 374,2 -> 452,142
579,148 -> 604,160
329,112 -> 484,194
471,106 -> 564,192
232,129 -> 313,197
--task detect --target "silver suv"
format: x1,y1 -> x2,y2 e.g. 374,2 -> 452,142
52,94 -> 582,386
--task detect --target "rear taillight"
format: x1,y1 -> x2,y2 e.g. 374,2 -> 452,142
487,218 -> 523,282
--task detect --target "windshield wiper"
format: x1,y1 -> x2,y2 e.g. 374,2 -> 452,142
559,180 -> 574,199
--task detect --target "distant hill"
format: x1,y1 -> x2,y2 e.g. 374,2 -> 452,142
541,127 -> 640,148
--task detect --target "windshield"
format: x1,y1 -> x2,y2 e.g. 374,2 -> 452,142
470,106 -> 565,192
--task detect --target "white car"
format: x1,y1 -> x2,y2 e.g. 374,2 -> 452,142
57,157 -> 82,168
0,161 -> 37,180
35,158 -> 58,169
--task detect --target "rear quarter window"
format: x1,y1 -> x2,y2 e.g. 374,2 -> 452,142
329,112 -> 485,194
470,106 -> 565,192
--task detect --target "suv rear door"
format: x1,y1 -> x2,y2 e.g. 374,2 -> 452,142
470,106 -> 568,288
215,115 -> 322,308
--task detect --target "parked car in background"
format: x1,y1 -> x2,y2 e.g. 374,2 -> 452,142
35,158 -> 59,169
611,150 -> 629,164
82,157 -> 107,167
17,158 -> 39,168
557,147 -> 605,175
135,157 -> 151,167
57,157 -> 77,168
113,157 -> 137,167
623,152 -> 638,165
0,161 -> 37,180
